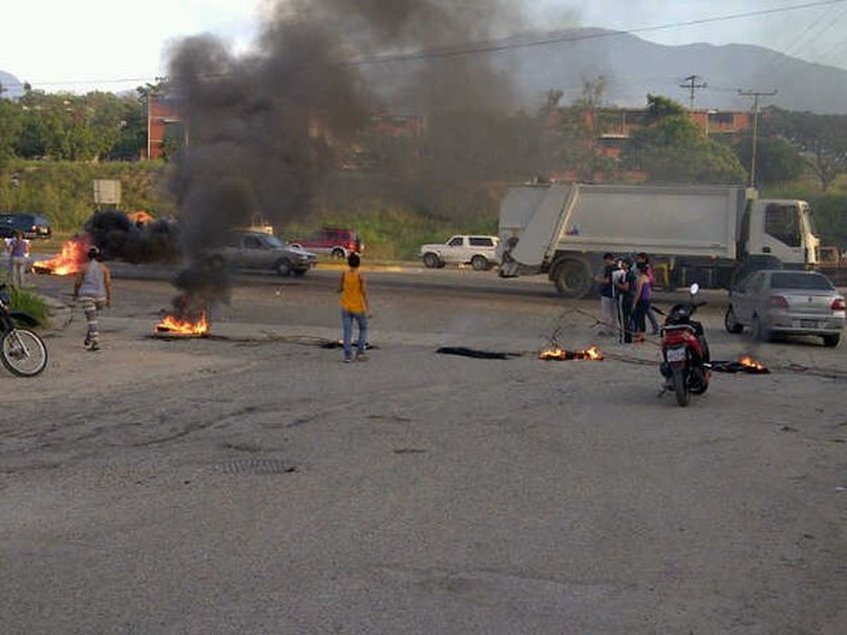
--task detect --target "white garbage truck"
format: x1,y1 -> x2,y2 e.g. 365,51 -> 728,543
497,182 -> 820,298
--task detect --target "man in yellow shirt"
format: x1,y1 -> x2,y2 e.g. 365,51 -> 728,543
337,252 -> 369,362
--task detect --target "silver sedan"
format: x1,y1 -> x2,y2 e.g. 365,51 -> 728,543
725,270 -> 845,347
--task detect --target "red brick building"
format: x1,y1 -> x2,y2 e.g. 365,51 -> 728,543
146,93 -> 182,160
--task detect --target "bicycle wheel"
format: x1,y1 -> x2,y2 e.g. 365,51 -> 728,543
1,328 -> 48,377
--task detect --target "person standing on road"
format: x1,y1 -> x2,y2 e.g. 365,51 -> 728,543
7,231 -> 30,289
613,258 -> 635,343
631,261 -> 652,343
594,252 -> 616,336
73,246 -> 112,351
337,252 -> 369,363
636,252 -> 660,334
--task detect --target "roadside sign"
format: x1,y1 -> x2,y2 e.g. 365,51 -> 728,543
93,179 -> 121,205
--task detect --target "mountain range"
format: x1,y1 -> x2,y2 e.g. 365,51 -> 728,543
0,70 -> 23,98
3,28 -> 846,113
496,28 -> 847,114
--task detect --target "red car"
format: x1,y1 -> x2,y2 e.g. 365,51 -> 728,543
290,227 -> 363,259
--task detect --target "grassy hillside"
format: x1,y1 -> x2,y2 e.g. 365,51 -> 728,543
0,160 -> 174,232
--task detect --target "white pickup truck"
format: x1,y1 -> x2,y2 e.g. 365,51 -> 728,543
420,235 -> 500,270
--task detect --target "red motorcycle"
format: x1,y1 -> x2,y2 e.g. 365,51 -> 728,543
659,283 -> 711,407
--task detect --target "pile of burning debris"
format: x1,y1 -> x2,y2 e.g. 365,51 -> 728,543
32,236 -> 92,276
538,345 -> 604,361
710,355 -> 770,374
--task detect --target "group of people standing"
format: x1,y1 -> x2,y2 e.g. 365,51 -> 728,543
596,251 -> 660,343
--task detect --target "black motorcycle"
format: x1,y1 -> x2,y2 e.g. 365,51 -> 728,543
0,283 -> 48,376
658,283 -> 711,407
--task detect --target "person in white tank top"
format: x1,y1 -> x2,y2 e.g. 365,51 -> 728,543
73,246 -> 112,351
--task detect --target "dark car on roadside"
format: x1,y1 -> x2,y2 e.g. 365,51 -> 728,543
0,213 -> 52,239
725,269 -> 845,347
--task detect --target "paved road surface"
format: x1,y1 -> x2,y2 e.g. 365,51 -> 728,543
2,267 -> 846,633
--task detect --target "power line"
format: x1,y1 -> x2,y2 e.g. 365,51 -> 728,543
5,0 -> 847,89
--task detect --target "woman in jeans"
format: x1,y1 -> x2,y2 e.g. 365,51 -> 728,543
7,231 -> 30,288
631,261 -> 652,343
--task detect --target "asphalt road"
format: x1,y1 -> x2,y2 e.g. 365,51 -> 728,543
2,265 -> 846,633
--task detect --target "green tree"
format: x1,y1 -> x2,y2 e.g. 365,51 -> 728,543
541,76 -> 619,181
623,95 -> 747,184
0,98 -> 22,162
768,108 -> 847,192
734,134 -> 804,186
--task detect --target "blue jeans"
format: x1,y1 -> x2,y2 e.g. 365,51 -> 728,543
342,310 -> 368,359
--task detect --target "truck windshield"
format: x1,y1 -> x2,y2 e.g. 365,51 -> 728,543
764,203 -> 801,247
262,235 -> 284,248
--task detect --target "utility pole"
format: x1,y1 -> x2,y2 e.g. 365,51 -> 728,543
679,74 -> 707,110
738,89 -> 778,188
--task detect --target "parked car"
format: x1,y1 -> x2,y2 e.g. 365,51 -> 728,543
725,269 -> 845,347
0,213 -> 52,239
419,235 -> 500,270
290,227 -> 362,259
208,231 -> 317,277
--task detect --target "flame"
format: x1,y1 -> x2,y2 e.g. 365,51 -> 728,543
155,312 -> 209,335
539,345 -> 604,361
738,354 -> 767,372
33,237 -> 91,276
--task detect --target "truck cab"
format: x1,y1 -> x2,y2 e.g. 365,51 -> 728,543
743,199 -> 819,268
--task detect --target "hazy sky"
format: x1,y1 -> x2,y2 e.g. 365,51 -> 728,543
2,0 -> 845,94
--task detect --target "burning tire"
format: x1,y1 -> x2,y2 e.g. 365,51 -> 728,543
1,328 -> 48,377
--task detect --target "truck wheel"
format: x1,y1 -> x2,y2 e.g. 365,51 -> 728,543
423,253 -> 440,269
470,255 -> 488,271
331,248 -> 345,259
822,333 -> 840,347
724,306 -> 743,334
553,259 -> 592,298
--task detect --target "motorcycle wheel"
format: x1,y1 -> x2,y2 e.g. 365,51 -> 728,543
1,328 -> 48,377
672,366 -> 689,407
689,367 -> 709,395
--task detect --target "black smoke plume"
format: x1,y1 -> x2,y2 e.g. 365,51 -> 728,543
85,210 -> 181,264
163,0 -> 531,314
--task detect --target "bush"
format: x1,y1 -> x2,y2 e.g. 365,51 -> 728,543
8,287 -> 49,327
